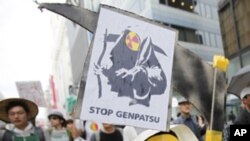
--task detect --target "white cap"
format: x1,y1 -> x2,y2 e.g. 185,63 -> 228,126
178,97 -> 189,104
240,86 -> 250,100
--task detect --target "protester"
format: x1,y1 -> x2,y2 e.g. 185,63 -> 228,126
89,123 -> 123,141
173,97 -> 201,141
234,86 -> 250,124
0,98 -> 45,141
66,119 -> 86,140
223,86 -> 250,141
46,110 -> 84,141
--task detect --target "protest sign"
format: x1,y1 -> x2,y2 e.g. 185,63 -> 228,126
81,6 -> 177,131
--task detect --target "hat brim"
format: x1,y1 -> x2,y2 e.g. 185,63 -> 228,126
0,98 -> 38,123
178,101 -> 190,105
48,114 -> 66,122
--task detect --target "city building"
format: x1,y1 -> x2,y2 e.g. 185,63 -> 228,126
84,0 -> 223,61
219,0 -> 250,122
219,0 -> 250,78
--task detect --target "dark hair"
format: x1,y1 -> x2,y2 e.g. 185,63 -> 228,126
6,101 -> 30,114
66,119 -> 74,125
49,115 -> 64,121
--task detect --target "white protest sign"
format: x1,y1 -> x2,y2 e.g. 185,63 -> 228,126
81,6 -> 177,130
16,81 -> 47,107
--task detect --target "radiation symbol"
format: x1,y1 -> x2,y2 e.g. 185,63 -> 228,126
147,134 -> 178,141
125,31 -> 141,51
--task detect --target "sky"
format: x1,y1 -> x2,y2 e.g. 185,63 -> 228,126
0,0 -> 54,98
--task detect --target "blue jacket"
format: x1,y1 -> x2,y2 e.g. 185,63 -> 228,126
173,115 -> 202,141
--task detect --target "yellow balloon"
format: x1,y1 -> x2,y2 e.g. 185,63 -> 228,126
147,134 -> 178,141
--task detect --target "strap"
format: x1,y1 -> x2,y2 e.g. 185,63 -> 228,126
95,131 -> 100,141
0,129 -> 6,141
66,129 -> 74,141
2,127 -> 45,141
34,127 -> 45,141
47,128 -> 53,135
2,130 -> 15,141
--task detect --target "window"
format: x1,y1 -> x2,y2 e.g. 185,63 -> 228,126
160,0 -> 167,4
172,25 -> 203,44
167,0 -> 197,12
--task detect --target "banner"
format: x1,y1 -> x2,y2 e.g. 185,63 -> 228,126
16,81 -> 46,107
81,6 -> 177,131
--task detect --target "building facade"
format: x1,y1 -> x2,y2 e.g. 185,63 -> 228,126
219,0 -> 250,78
49,0 -> 90,114
84,0 -> 223,61
219,0 -> 250,123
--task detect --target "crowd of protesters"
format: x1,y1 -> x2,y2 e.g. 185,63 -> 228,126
0,86 -> 249,141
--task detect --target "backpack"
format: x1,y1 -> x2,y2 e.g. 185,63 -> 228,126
47,128 -> 74,141
2,127 -> 45,141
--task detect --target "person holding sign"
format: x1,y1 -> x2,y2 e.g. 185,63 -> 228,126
90,123 -> 123,141
66,119 -> 86,140
0,98 -> 45,141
